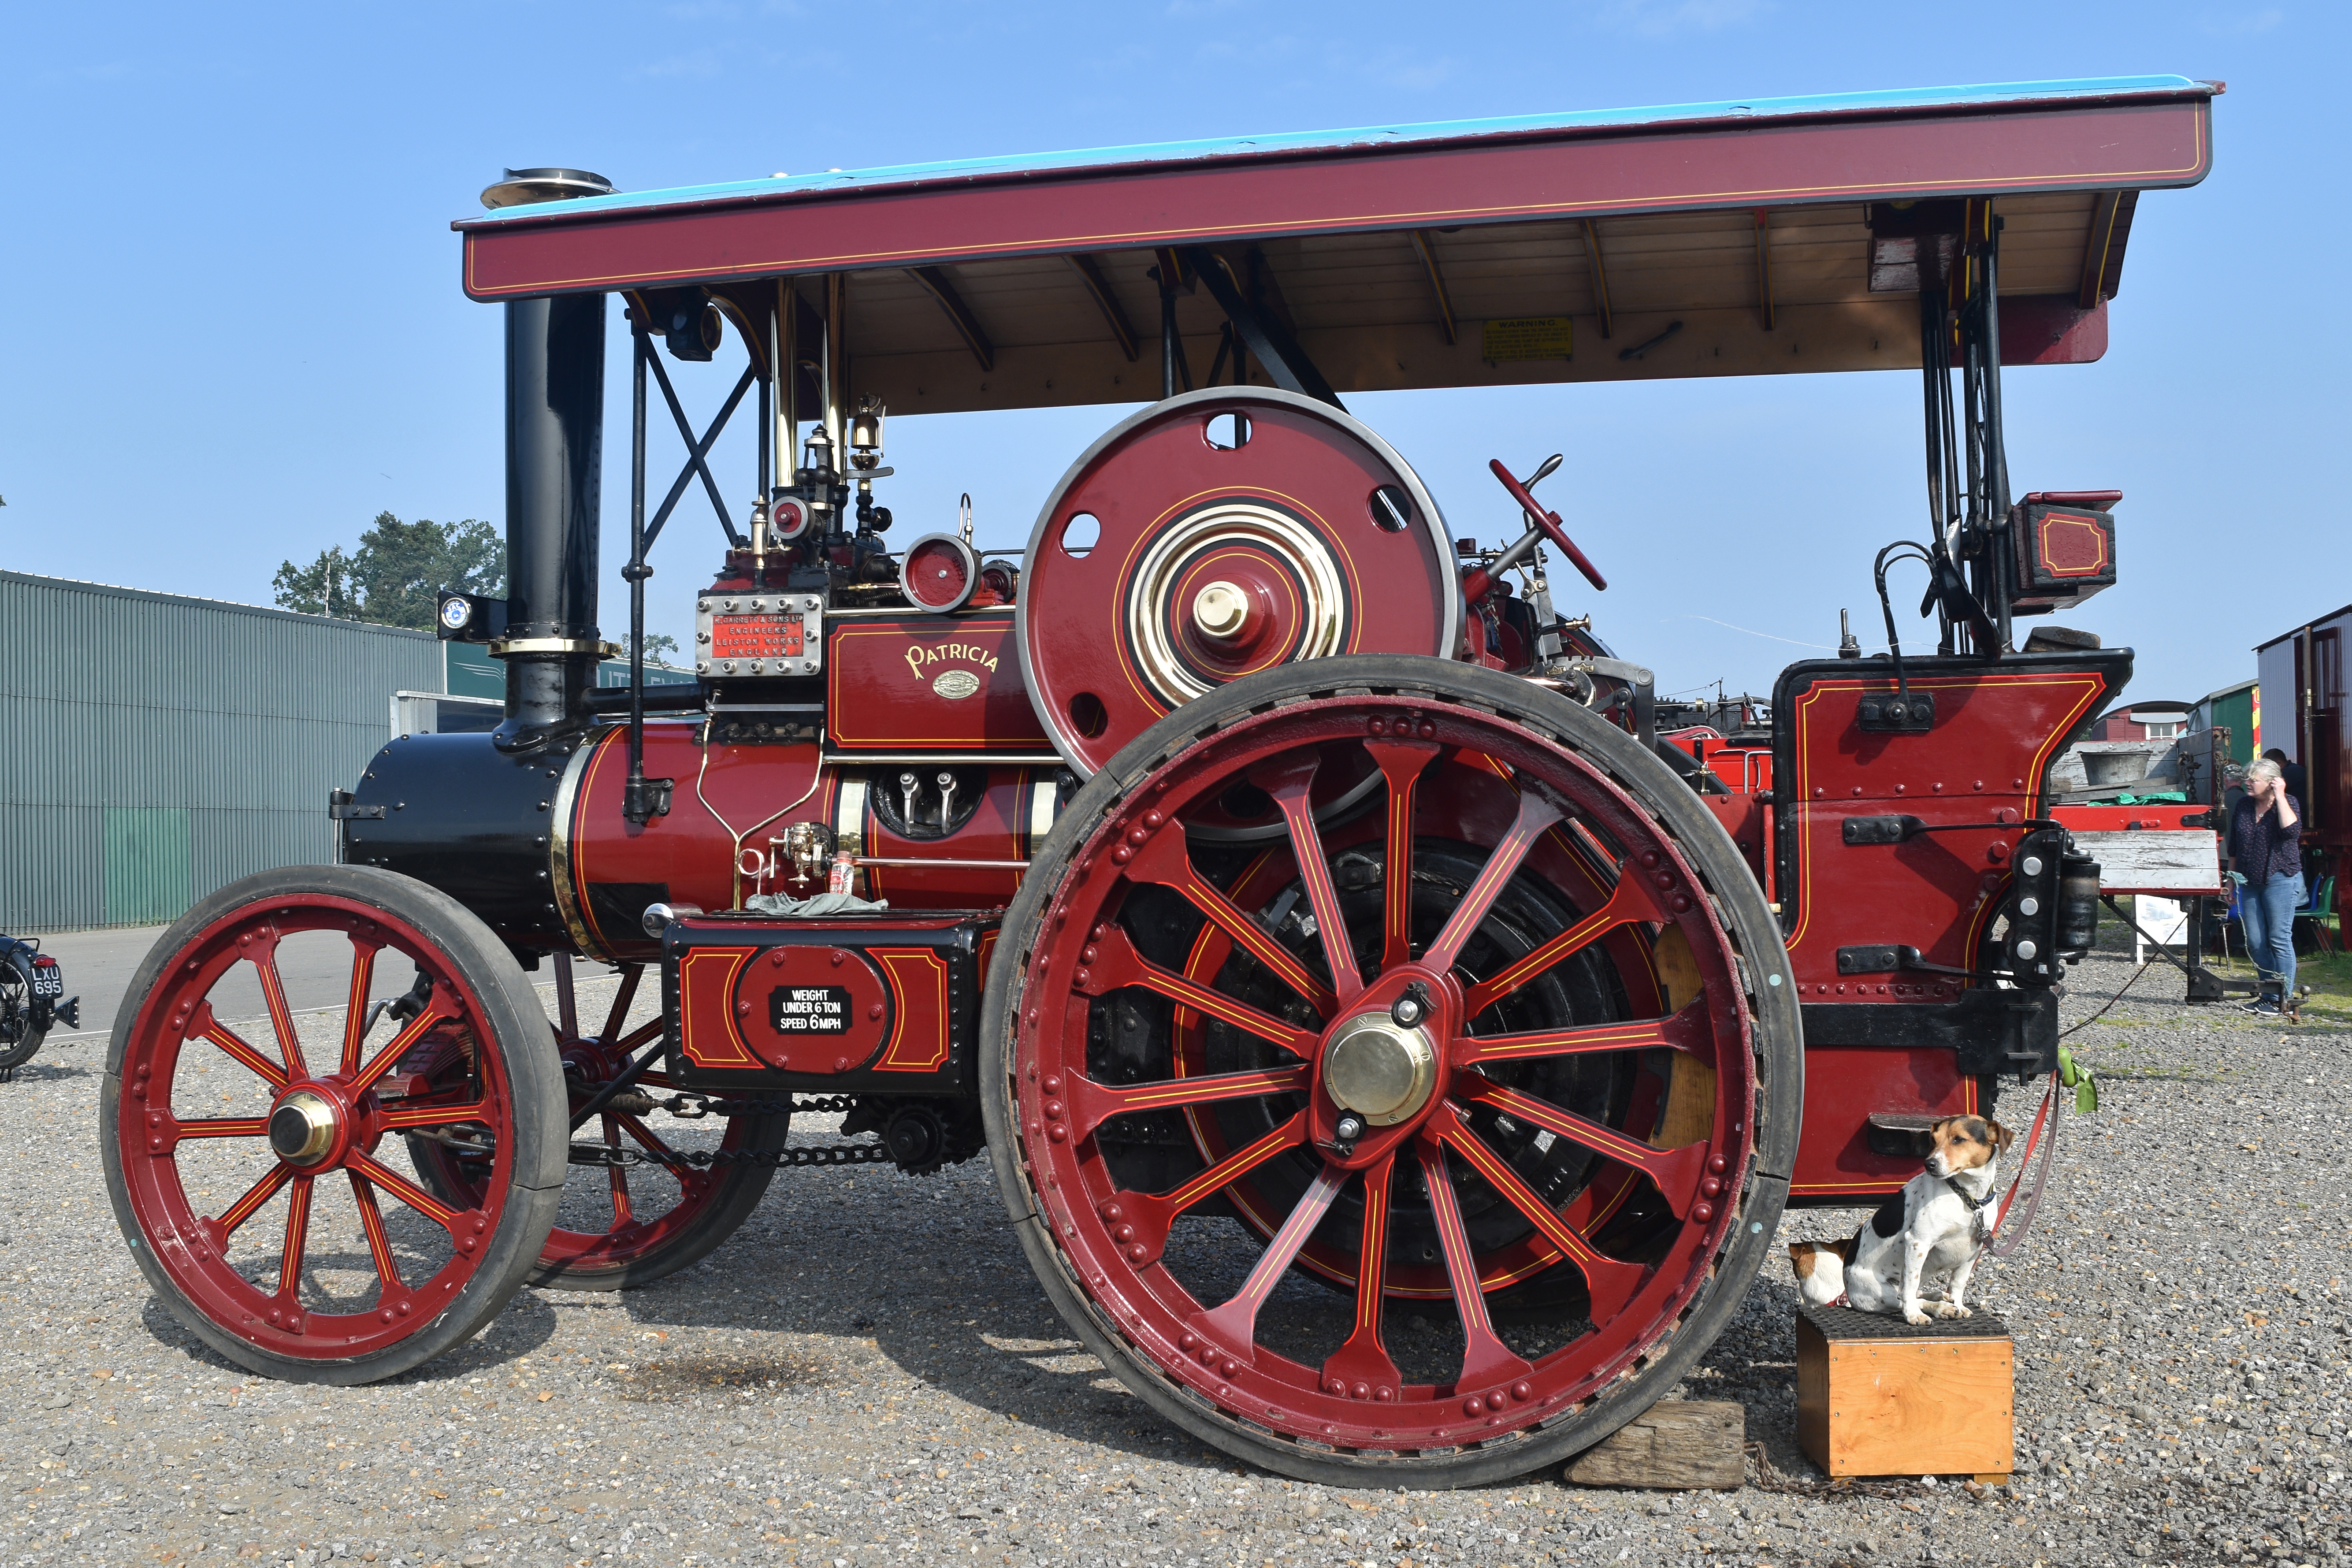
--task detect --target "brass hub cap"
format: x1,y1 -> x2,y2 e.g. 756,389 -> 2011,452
1321,1012 -> 1438,1128
268,1090 -> 339,1166
1191,580 -> 1252,641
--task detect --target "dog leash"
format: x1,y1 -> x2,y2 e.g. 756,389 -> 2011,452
1985,1075 -> 2062,1259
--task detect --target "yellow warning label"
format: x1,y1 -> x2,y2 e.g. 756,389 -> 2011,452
1481,316 -> 1574,363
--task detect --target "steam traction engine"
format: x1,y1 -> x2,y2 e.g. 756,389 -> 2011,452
99,78 -> 2215,1485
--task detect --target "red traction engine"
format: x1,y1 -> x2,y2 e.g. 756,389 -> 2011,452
97,78 -> 2212,1486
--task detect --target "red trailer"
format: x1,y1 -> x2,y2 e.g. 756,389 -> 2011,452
100,75 -> 2216,1486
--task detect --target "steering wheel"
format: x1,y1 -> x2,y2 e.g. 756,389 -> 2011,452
1488,458 -> 1608,591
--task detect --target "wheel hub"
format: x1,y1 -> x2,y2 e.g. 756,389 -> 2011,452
1320,1011 -> 1438,1128
268,1089 -> 340,1166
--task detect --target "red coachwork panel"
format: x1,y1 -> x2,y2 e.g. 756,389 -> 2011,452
1776,660 -> 2119,991
827,610 -> 1053,753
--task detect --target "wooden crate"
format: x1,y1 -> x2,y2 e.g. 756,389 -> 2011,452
1795,1304 -> 2013,1481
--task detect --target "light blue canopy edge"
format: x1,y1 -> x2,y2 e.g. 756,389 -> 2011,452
466,75 -> 2207,225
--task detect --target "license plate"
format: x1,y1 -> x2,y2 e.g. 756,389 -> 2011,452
30,973 -> 63,998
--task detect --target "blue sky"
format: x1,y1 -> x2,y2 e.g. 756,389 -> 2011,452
4,1 -> 2339,711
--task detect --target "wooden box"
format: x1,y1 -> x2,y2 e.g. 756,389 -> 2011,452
1795,1304 -> 2013,1480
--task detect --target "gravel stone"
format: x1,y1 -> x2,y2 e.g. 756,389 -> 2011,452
1,931 -> 2345,1567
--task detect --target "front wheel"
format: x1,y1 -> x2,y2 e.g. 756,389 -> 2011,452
981,655 -> 1800,1486
100,866 -> 567,1383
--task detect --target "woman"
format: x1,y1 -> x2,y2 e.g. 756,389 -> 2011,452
2230,756 -> 2303,1014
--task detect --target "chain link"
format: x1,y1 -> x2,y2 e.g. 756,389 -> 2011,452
567,1140 -> 893,1170
567,1092 -> 881,1170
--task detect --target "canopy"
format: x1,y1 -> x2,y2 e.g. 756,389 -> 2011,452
455,76 -> 2215,414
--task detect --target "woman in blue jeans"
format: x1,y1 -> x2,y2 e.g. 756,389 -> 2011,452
2230,756 -> 2303,1014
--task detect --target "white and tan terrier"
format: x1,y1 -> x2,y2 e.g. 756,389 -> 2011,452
1788,1115 -> 2013,1325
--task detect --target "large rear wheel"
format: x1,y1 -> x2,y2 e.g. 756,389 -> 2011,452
981,655 -> 1799,1485
100,866 -> 566,1383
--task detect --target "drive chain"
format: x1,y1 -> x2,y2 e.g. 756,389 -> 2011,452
567,1091 -> 890,1170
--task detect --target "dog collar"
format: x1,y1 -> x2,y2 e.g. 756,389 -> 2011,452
1945,1176 -> 1998,1211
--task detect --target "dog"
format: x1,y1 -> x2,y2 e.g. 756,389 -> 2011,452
1788,1115 -> 2012,1325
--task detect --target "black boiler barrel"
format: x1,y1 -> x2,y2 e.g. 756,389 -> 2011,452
498,291 -> 606,752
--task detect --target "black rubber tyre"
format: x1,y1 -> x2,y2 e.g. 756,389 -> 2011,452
100,865 -> 568,1385
0,951 -> 46,1074
980,654 -> 1801,1487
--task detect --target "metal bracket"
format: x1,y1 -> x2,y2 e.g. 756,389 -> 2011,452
1834,942 -> 2021,985
1856,690 -> 1936,732
327,790 -> 384,822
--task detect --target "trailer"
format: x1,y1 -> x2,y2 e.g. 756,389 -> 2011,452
100,75 -> 2217,1486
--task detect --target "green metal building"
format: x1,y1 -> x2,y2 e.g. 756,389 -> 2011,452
2,570 -> 698,932
0,571 -> 444,930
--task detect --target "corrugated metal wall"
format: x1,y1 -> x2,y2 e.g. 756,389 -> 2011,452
0,572 -> 444,932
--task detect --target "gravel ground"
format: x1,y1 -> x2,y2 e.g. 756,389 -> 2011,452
3,921 -> 2346,1568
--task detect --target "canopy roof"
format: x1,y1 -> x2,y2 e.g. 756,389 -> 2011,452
456,76 -> 2215,415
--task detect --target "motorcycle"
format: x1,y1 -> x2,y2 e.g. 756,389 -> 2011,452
0,935 -> 78,1081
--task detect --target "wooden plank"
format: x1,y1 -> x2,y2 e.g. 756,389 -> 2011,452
1564,1401 -> 1746,1490
2070,829 -> 2223,895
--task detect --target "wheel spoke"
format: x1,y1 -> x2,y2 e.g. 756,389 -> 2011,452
346,1152 -> 465,1235
601,966 -> 644,1044
1413,1137 -> 1534,1392
1423,788 -> 1564,973
1193,1164 -> 1348,1360
346,1170 -> 405,1297
609,1015 -> 664,1055
253,944 -> 308,1082
175,1117 -> 271,1140
1454,999 -> 1716,1070
1252,754 -> 1364,1003
339,939 -> 379,1076
1455,1080 -> 1709,1219
193,1005 -> 288,1090
1103,1111 -> 1307,1268
213,1162 -> 295,1239
1076,928 -> 1319,1059
1460,868 -> 1673,1017
1319,1152 -> 1402,1398
1433,1104 -> 1644,1323
1063,1063 -> 1308,1139
604,1115 -> 634,1227
348,991 -> 461,1096
1366,740 -> 1438,972
277,1174 -> 313,1299
1123,830 -> 1336,1015
379,1097 -> 491,1131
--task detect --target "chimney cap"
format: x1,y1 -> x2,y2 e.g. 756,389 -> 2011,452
481,167 -> 616,209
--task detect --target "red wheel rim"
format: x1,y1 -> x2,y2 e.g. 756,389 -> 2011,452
405,963 -> 765,1276
1011,693 -> 1756,1451
115,895 -> 521,1359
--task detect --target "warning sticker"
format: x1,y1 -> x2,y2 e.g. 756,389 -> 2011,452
770,985 -> 851,1034
1481,316 -> 1574,363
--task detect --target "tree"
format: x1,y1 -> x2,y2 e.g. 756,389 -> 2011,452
272,513 -> 505,631
634,632 -> 680,663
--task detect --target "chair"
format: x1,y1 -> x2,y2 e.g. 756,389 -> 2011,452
2294,874 -> 2337,955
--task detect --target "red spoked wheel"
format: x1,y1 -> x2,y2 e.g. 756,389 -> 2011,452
981,655 -> 1800,1485
405,958 -> 788,1291
100,866 -> 566,1383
